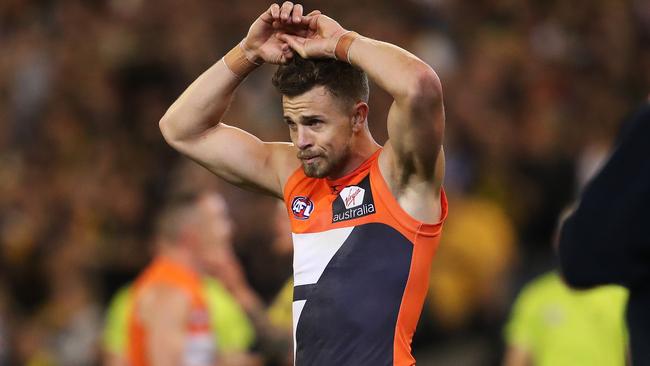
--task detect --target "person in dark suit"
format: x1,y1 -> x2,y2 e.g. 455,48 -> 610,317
558,101 -> 650,365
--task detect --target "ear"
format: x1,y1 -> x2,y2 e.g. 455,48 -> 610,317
351,102 -> 369,132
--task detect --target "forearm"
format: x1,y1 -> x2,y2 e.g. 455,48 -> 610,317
160,44 -> 258,143
347,35 -> 442,104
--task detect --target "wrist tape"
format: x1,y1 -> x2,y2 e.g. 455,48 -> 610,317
223,41 -> 261,79
334,31 -> 360,64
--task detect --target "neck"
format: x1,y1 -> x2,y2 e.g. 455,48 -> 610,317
328,130 -> 380,180
157,245 -> 201,274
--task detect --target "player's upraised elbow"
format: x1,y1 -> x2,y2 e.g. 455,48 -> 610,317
403,64 -> 443,106
159,115 -> 175,143
159,111 -> 189,148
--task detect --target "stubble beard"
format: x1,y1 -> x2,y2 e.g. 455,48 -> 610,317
302,158 -> 329,178
302,145 -> 350,179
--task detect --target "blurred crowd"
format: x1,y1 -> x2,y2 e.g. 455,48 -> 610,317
0,0 -> 648,364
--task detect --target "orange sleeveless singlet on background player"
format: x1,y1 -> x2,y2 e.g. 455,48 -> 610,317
127,257 -> 215,366
283,148 -> 448,366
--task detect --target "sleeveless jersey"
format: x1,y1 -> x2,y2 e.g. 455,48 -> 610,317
127,257 -> 216,366
283,148 -> 448,366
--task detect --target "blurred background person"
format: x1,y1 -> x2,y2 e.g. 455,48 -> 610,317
503,98 -> 640,365
0,283 -> 9,365
266,202 -> 295,338
102,162 -> 291,366
102,274 -> 258,366
503,212 -> 628,366
503,271 -> 627,366
558,103 -> 650,365
11,242 -> 103,366
126,190 -> 260,366
415,195 -> 516,364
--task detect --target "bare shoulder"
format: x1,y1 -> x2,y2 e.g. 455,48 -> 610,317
266,141 -> 301,195
378,141 -> 445,223
137,285 -> 190,325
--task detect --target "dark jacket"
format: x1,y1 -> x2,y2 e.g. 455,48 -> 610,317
559,103 -> 650,365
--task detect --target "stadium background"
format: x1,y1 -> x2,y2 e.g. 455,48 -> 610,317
0,0 -> 648,364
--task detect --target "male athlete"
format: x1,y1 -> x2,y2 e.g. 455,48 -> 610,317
160,3 -> 447,365
127,192 -> 260,366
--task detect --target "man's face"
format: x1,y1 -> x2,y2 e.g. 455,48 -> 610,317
283,86 -> 354,178
194,193 -> 234,271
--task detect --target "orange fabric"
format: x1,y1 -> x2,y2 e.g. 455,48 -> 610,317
283,149 -> 447,366
127,256 -> 211,366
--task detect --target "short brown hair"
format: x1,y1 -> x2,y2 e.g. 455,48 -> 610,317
272,55 -> 369,106
154,193 -> 201,243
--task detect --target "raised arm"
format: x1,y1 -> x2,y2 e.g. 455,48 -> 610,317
159,3 -> 311,198
349,33 -> 445,194
278,12 -> 445,221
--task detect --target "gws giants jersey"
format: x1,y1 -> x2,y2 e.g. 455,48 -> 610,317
283,148 -> 448,366
128,257 -> 216,366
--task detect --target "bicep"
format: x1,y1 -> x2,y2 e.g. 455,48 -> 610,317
164,123 -> 299,198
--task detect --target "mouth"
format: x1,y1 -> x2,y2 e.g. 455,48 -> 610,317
298,152 -> 322,164
301,156 -> 320,164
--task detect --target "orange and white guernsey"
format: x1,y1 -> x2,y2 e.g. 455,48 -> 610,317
283,148 -> 448,366
127,257 -> 215,366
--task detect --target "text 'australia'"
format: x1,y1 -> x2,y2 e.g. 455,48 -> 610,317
333,203 -> 376,222
331,175 -> 376,223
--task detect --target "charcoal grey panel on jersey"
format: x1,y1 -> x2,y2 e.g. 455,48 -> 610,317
294,223 -> 413,366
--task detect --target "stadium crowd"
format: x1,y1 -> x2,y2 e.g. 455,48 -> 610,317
0,0 -> 648,364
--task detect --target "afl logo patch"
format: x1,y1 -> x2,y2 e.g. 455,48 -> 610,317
291,196 -> 314,220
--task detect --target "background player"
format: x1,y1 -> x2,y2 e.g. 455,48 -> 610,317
127,191 -> 260,366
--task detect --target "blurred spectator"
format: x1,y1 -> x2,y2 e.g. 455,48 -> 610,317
126,190 -> 260,366
0,283 -> 8,365
265,202 -> 299,366
426,196 -> 516,332
14,317 -> 53,366
38,273 -> 102,366
503,271 -> 627,366
103,278 -> 255,366
267,202 -> 294,334
559,103 -> 650,365
164,163 -> 292,364
413,195 -> 515,364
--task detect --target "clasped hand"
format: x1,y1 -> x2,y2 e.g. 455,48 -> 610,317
242,2 -> 348,64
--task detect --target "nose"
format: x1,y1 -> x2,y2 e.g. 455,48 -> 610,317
295,126 -> 313,150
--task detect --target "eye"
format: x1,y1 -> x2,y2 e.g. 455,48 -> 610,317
308,119 -> 323,126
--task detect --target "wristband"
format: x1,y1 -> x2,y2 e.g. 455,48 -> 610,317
223,41 -> 261,79
334,31 -> 360,64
